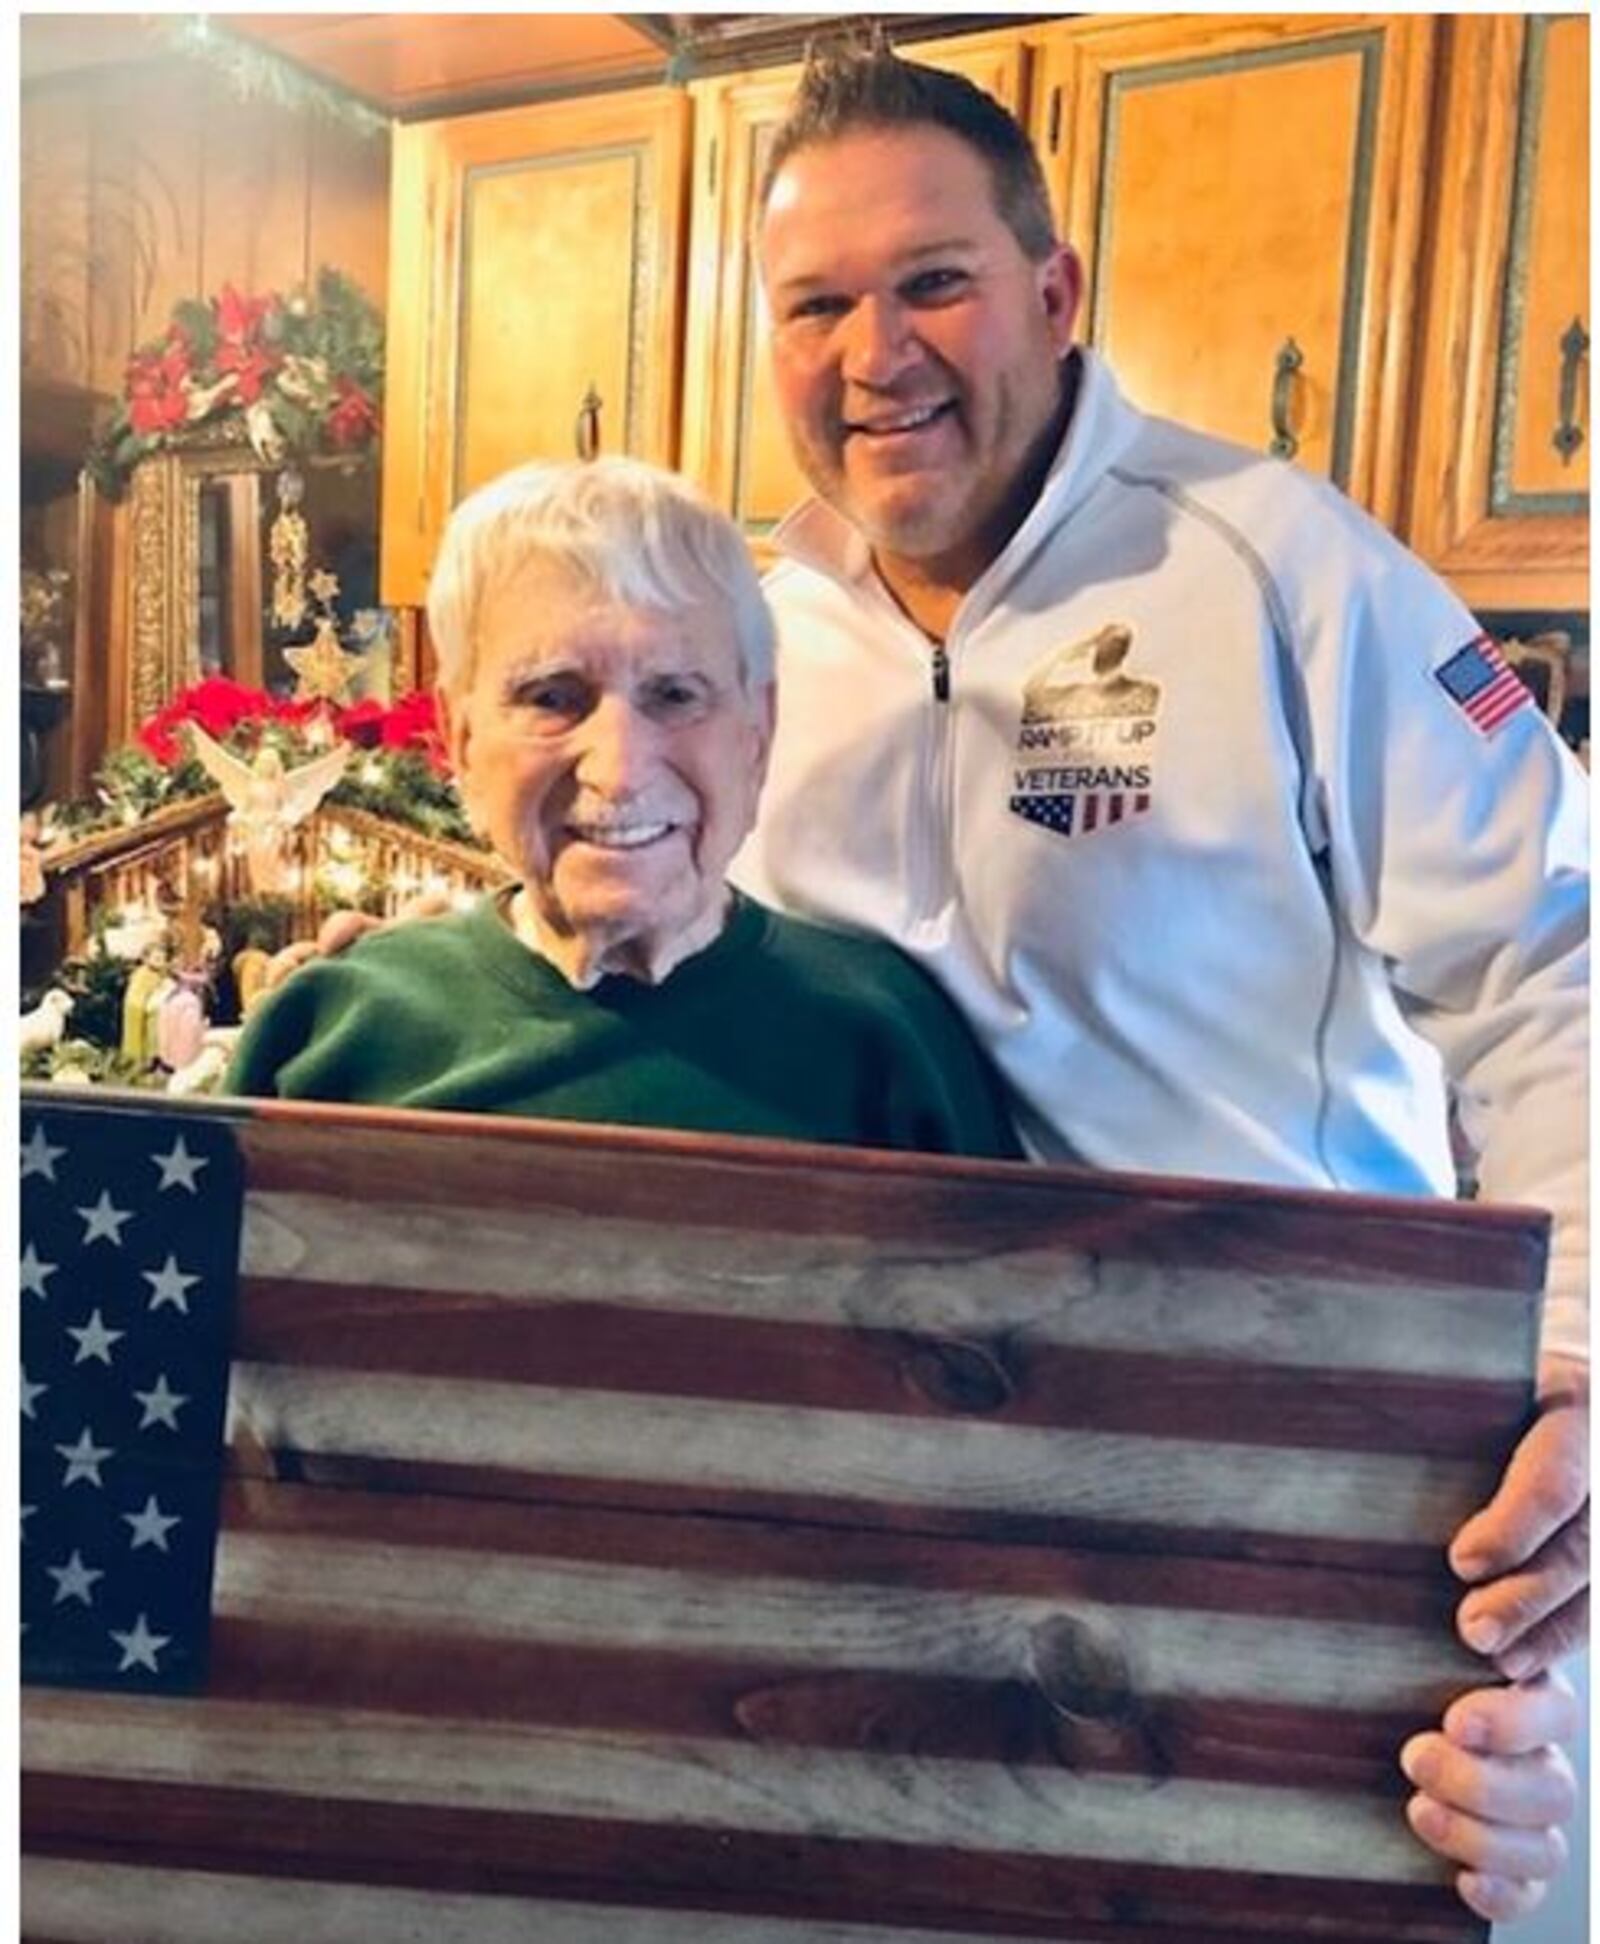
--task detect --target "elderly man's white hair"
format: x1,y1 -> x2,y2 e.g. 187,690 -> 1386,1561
426,458 -> 777,697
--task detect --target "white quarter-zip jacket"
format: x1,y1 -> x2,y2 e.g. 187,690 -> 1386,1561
735,351 -> 1589,1358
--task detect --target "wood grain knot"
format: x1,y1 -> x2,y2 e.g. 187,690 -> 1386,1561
1028,1614 -> 1134,1723
899,1335 -> 1017,1413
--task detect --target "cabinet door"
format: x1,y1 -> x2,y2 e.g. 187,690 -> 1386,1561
1041,14 -> 1434,525
1404,15 -> 1588,611
381,88 -> 690,608
680,32 -> 1028,552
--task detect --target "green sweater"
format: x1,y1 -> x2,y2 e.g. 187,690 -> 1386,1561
224,892 -> 1021,1159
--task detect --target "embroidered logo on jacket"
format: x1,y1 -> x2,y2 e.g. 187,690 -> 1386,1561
1434,634 -> 1533,737
1009,624 -> 1160,839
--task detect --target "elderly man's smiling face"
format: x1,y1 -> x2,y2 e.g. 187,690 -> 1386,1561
440,560 -> 774,988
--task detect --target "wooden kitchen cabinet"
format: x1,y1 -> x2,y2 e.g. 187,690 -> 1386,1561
1033,13 -> 1436,528
380,87 -> 691,608
1404,14 -> 1588,611
679,29 -> 1029,550
374,13 -> 1587,617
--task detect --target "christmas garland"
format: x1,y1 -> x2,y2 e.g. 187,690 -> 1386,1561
48,678 -> 478,849
88,267 -> 383,497
157,17 -> 390,140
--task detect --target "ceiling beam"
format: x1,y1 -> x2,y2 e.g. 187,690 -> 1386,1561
665,13 -> 1050,77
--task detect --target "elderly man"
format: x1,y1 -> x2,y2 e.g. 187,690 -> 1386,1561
733,45 -> 1587,1926
225,458 -> 1018,1160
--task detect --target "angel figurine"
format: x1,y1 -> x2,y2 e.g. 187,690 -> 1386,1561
19,812 -> 47,906
187,723 -> 350,895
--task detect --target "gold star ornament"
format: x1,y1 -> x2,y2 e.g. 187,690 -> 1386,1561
284,615 -> 369,703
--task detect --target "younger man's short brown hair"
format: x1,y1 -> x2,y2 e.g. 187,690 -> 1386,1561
759,42 -> 1058,262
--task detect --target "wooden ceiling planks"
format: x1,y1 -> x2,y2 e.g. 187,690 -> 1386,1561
21,15 -> 1045,117
224,12 -> 676,113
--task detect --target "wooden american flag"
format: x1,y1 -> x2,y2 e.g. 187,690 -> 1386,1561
20,1086 -> 1545,1944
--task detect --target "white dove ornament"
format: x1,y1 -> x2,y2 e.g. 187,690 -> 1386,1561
20,987 -> 74,1057
187,723 -> 350,895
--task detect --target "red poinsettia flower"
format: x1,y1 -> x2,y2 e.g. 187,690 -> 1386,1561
269,695 -> 323,730
172,676 -> 275,740
216,283 -> 277,345
122,323 -> 199,434
127,377 -> 190,435
327,376 -> 380,449
379,689 -> 449,772
214,341 -> 280,405
207,286 -> 283,402
125,354 -> 190,435
378,690 -> 439,744
335,697 -> 388,748
136,711 -> 184,766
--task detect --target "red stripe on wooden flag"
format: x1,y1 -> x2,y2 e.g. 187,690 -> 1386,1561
23,1774 -> 1482,1942
235,1280 -> 1530,1458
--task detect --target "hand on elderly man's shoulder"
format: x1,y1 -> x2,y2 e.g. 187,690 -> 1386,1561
261,893 -> 456,993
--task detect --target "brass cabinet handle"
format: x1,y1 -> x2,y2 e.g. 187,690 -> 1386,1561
575,384 -> 603,461
1269,337 -> 1303,460
1553,317 -> 1588,464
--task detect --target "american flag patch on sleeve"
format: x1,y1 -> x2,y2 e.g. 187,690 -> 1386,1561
1433,633 -> 1533,736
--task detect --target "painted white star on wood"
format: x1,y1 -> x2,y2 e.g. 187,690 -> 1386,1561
133,1373 -> 189,1431
142,1255 -> 200,1313
21,1123 -> 66,1181
76,1191 -> 134,1247
21,1241 -> 57,1299
47,1548 -> 105,1606
20,1366 -> 47,1419
67,1308 -> 126,1366
124,1495 -> 182,1553
151,1135 -> 208,1194
109,1613 -> 170,1673
56,1425 -> 114,1488
21,1503 -> 36,1543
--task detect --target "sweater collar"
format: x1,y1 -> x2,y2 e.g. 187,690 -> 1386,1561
485,884 -> 766,997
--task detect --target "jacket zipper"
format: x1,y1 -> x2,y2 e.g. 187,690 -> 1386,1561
908,638 -> 955,936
